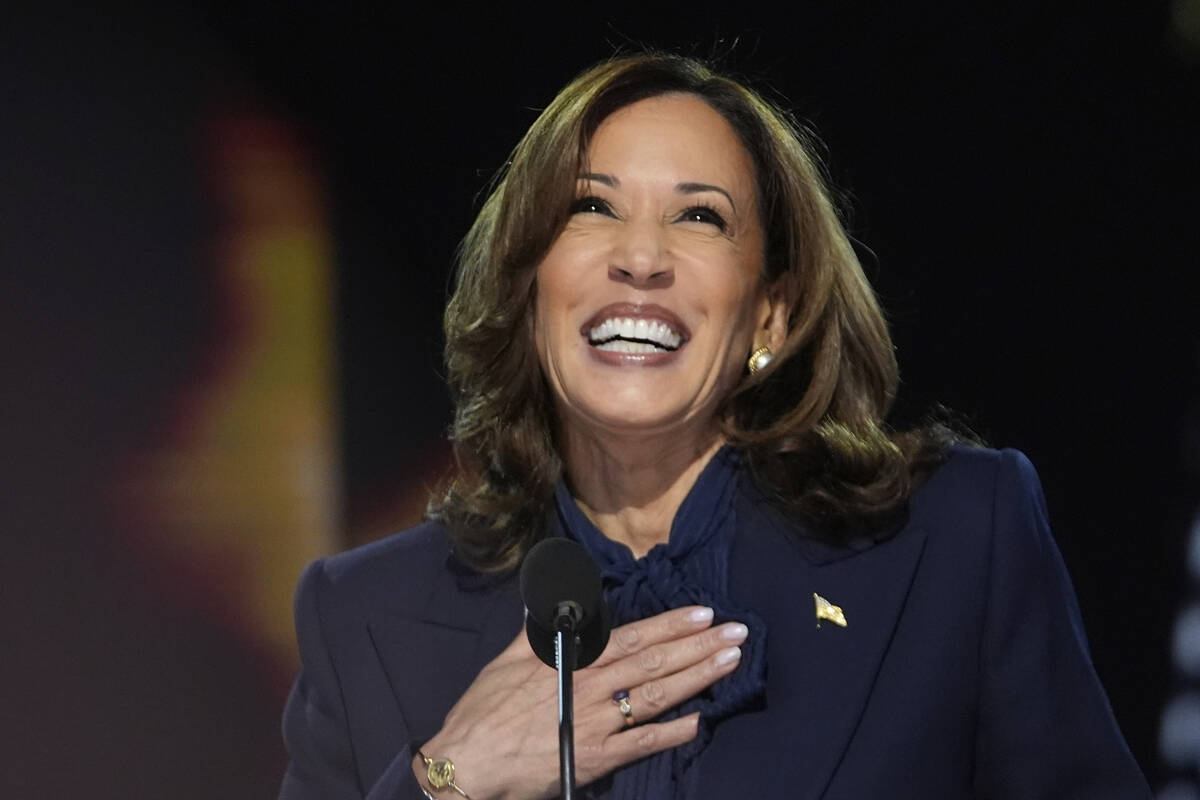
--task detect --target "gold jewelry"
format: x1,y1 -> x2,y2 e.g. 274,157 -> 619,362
417,749 -> 472,799
814,592 -> 847,628
747,345 -> 773,373
612,689 -> 636,726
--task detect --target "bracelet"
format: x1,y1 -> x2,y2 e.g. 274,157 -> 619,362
417,749 -> 472,799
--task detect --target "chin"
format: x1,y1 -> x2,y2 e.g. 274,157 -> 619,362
570,395 -> 706,438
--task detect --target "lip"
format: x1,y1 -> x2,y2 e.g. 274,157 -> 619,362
579,302 -> 690,367
579,303 -> 691,340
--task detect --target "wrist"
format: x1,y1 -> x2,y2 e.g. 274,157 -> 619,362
414,745 -> 479,800
412,752 -> 436,799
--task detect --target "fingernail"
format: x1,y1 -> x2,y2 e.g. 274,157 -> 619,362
688,607 -> 715,623
721,623 -> 748,642
715,646 -> 742,667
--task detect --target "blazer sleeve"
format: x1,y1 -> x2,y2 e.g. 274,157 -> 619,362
278,559 -> 431,800
972,449 -> 1150,799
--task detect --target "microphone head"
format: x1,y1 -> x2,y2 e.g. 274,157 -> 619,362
525,603 -> 611,670
519,538 -> 611,669
519,538 -> 604,630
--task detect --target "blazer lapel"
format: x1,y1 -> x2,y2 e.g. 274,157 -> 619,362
783,527 -> 929,799
366,557 -> 524,750
709,499 -> 930,800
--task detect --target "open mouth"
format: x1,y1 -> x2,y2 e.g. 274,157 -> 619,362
586,316 -> 685,354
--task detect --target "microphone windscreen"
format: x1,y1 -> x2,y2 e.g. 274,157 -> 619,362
519,538 -> 604,630
525,602 -> 611,670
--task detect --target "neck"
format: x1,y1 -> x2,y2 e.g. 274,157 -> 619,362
559,422 -> 725,559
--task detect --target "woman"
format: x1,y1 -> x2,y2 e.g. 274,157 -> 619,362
279,53 -> 1149,799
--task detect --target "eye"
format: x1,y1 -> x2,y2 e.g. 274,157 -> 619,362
677,204 -> 728,232
569,195 -> 616,217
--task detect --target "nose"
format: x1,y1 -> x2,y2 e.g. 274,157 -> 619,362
608,219 -> 674,289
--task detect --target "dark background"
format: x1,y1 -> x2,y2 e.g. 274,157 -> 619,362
3,1 -> 1196,796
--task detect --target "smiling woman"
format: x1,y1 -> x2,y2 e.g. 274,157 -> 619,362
438,56 -> 932,574
278,53 -> 1150,799
534,95 -> 780,543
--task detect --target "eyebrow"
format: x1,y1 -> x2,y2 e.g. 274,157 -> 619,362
580,172 -> 618,187
676,182 -> 737,213
579,173 -> 738,213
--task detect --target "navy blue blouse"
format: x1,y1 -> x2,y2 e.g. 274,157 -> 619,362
553,447 -> 767,799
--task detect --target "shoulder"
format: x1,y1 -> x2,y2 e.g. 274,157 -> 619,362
865,445 -> 1056,591
295,519 -> 456,630
895,445 -> 1075,619
738,445 -> 1047,562
906,445 -> 1046,532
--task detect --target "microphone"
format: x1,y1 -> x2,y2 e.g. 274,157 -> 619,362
520,537 -> 611,670
518,537 -> 611,800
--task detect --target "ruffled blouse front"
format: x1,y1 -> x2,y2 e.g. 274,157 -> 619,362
551,447 -> 767,799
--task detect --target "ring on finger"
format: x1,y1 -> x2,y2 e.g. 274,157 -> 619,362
612,689 -> 635,726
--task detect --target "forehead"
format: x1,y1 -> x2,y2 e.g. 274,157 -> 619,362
586,93 -> 757,195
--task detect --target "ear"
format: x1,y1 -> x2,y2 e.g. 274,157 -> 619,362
753,282 -> 789,353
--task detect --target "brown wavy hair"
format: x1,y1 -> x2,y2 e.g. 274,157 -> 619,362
430,52 -> 957,572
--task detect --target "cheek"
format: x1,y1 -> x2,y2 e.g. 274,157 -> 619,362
535,246 -> 568,308
531,283 -> 553,365
532,259 -> 575,361
709,269 -> 765,331
535,244 -> 597,328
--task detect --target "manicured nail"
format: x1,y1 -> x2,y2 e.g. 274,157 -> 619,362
715,646 -> 742,667
721,623 -> 748,642
688,607 -> 715,623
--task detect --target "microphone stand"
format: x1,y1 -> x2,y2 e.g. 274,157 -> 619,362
554,603 -> 581,800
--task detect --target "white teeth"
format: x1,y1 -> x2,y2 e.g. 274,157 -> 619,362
596,340 -> 661,354
587,316 -> 683,350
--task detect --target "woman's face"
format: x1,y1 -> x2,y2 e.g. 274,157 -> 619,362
534,92 -> 781,444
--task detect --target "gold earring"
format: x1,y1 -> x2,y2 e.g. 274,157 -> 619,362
747,345 -> 773,373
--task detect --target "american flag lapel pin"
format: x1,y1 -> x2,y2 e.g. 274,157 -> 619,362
814,592 -> 847,628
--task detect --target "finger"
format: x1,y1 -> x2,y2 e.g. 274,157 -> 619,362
589,606 -> 715,668
597,621 -> 748,698
617,643 -> 742,724
599,712 -> 701,771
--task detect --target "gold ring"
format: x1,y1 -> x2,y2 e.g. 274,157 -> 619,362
612,689 -> 635,726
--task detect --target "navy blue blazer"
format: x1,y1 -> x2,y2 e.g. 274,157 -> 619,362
278,448 -> 1150,798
